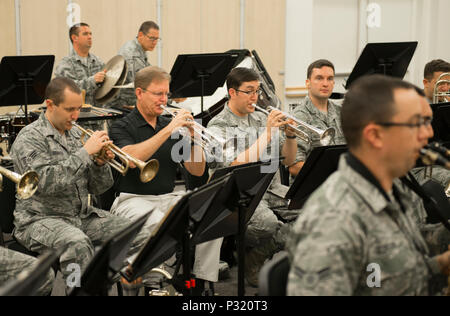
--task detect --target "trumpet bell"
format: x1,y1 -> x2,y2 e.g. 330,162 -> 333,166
17,171 -> 39,200
320,128 -> 336,146
139,159 -> 159,183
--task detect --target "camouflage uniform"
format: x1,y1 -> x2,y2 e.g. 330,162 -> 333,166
291,96 -> 346,165
109,38 -> 151,110
0,246 -> 54,295
10,113 -> 146,284
410,166 -> 450,188
54,49 -> 105,108
207,104 -> 288,248
287,154 -> 441,296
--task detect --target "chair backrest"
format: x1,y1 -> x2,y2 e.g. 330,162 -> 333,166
258,251 -> 290,296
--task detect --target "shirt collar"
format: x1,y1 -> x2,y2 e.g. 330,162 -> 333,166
338,153 -> 391,214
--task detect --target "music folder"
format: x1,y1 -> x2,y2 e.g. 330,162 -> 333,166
169,52 -> 239,113
121,176 -> 230,283
345,41 -> 417,90
286,145 -> 348,210
430,101 -> 450,144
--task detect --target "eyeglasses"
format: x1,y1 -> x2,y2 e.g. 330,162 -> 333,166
236,89 -> 263,97
376,116 -> 433,129
142,89 -> 172,99
144,34 -> 161,42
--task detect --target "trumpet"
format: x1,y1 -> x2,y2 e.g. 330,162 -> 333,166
420,148 -> 450,170
160,105 -> 227,155
427,142 -> 450,159
433,72 -> 450,104
252,104 -> 336,146
71,122 -> 159,183
0,165 -> 39,199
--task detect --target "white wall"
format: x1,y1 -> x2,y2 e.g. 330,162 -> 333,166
284,0 -> 450,105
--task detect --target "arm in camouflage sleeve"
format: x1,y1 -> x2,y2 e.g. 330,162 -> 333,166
11,130 -> 95,195
54,58 -> 100,96
86,162 -> 114,196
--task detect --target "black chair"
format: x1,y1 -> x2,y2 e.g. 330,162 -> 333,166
279,164 -> 290,186
258,252 -> 290,296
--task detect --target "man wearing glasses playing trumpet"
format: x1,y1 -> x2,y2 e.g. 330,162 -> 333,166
9,77 -> 147,291
207,67 -> 298,287
109,21 -> 161,113
109,66 -> 226,294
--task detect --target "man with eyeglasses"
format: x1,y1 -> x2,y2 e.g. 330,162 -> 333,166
55,22 -> 107,112
109,66 -> 226,294
288,59 -> 346,178
287,75 -> 450,296
109,21 -> 161,113
207,67 -> 298,287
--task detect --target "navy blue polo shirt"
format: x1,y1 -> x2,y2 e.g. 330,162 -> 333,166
109,108 -> 187,195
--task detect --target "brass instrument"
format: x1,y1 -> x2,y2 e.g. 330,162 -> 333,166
160,105 -> 228,157
252,104 -> 336,146
420,148 -> 450,170
433,72 -> 450,103
71,122 -> 159,183
0,165 -> 39,200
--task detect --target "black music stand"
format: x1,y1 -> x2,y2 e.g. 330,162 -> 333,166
170,53 -> 239,114
0,248 -> 63,296
69,213 -> 150,296
206,160 -> 279,296
0,55 -> 54,124
286,145 -> 347,210
430,102 -> 450,144
121,177 -> 229,296
345,42 -> 417,89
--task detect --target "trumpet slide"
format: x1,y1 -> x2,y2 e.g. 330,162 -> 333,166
252,104 -> 335,146
0,165 -> 39,199
71,122 -> 159,183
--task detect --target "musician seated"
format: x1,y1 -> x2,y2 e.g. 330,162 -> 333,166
408,61 -> 450,188
109,66 -> 224,293
287,75 -> 450,296
422,59 -> 450,104
54,22 -> 106,110
288,59 -> 346,178
9,77 -> 147,293
108,21 -> 160,113
0,247 -> 54,296
206,67 -> 298,287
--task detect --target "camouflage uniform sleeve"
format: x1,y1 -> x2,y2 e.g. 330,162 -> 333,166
291,107 -> 312,163
87,162 -> 113,196
11,129 -> 93,195
287,207 -> 366,296
54,58 -> 98,95
206,118 -> 237,170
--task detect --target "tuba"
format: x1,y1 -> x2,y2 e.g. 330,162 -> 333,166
432,72 -> 450,104
0,165 -> 39,200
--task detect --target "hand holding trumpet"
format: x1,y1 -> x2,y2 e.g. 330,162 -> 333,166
82,131 -> 115,166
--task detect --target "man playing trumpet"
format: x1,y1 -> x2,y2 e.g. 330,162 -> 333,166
207,67 -> 298,287
10,77 -> 147,290
109,66 -> 226,294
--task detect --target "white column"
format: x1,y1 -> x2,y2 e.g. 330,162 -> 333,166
284,0 -> 313,105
